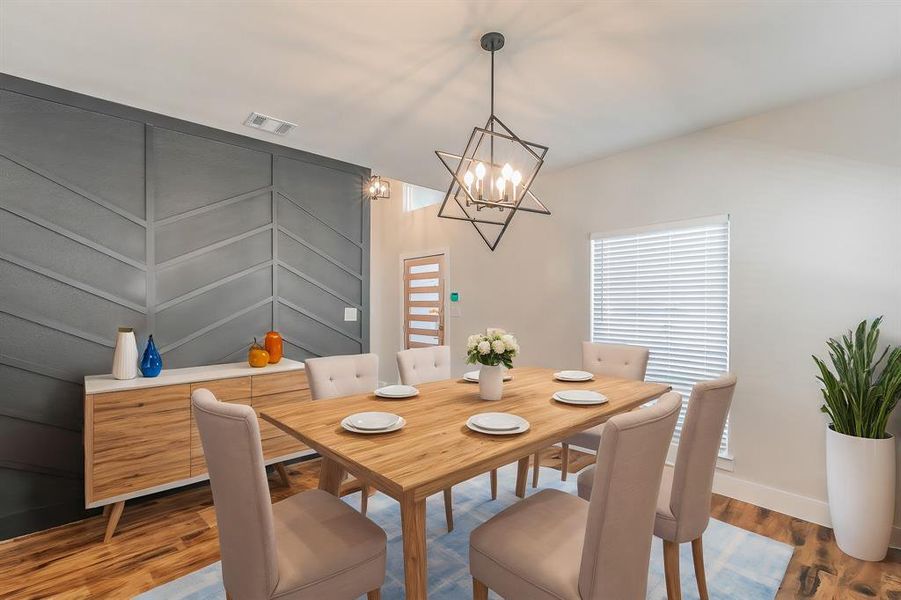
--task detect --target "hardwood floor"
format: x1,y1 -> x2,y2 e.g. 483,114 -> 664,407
0,451 -> 898,599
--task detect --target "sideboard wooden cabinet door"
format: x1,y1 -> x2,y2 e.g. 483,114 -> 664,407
91,385 -> 191,502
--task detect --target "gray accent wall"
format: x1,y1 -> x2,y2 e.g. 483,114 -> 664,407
0,74 -> 370,539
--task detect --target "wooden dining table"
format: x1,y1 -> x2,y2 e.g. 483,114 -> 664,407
262,366 -> 670,599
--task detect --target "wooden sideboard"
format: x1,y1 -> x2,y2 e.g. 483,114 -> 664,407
84,359 -> 313,541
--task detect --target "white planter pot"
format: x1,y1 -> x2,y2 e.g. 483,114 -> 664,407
479,364 -> 504,401
826,427 -> 896,561
111,328 -> 138,380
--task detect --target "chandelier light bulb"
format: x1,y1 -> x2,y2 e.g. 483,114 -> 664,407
502,163 -> 513,180
495,176 -> 505,192
464,171 -> 474,186
369,185 -> 377,194
511,170 -> 522,185
475,162 -> 486,180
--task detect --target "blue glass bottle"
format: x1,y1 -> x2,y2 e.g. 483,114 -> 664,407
140,335 -> 163,377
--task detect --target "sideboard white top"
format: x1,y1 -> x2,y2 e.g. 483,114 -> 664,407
84,358 -> 305,395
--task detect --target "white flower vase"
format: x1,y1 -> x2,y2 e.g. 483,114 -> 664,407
111,327 -> 138,380
479,364 -> 504,401
826,427 -> 896,561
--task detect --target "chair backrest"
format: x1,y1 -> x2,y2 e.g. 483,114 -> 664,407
578,392 -> 681,600
668,373 -> 737,541
581,342 -> 649,381
305,353 -> 379,400
396,345 -> 451,385
192,389 -> 278,600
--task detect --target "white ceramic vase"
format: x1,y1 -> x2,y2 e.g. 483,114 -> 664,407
479,364 -> 504,401
825,427 -> 896,561
111,327 -> 138,380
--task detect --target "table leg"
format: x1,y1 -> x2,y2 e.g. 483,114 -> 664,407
318,456 -> 345,496
515,456 -> 530,498
401,493 -> 428,599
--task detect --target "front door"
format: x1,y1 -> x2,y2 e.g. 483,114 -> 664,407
402,253 -> 445,349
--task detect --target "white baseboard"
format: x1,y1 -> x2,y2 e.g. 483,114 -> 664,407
708,469 -> 901,550
710,469 -> 831,527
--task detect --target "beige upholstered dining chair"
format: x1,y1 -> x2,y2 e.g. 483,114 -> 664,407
305,353 -> 379,514
396,345 -> 494,531
396,344 -> 452,386
577,374 -> 737,600
192,389 -> 386,600
532,341 -> 650,487
470,392 -> 681,600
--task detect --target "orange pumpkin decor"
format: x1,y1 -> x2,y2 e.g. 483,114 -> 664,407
264,330 -> 283,364
248,338 -> 270,368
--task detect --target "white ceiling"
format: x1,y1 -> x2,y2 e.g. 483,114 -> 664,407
2,1 -> 899,190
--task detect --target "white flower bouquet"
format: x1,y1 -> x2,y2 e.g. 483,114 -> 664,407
466,329 -> 519,368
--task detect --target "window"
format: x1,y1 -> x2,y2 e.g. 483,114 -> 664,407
403,183 -> 444,212
590,216 -> 730,457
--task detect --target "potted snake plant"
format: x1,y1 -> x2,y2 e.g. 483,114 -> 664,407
813,317 -> 901,561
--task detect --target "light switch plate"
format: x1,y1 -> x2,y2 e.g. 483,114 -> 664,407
344,307 -> 358,321
450,305 -> 462,318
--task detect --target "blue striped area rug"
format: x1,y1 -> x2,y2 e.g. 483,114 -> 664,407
136,464 -> 791,599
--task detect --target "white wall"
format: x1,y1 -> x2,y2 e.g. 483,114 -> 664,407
370,78 -> 901,534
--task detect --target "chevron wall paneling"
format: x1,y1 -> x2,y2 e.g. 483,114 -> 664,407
0,75 -> 370,539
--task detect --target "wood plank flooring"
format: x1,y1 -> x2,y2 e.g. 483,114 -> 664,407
0,450 -> 898,599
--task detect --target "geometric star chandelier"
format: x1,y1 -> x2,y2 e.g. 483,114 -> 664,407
435,31 -> 550,251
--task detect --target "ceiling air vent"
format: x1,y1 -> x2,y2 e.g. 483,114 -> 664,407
243,112 -> 297,136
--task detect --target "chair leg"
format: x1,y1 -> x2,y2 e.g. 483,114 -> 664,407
532,450 -> 540,487
663,539 -> 682,600
360,483 -> 370,515
560,443 -> 570,481
443,487 -> 454,532
473,577 -> 489,600
275,462 -> 290,488
691,537 -> 709,600
367,589 -> 381,600
489,469 -> 497,500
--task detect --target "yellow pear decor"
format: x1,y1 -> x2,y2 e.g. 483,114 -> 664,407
247,338 -> 270,368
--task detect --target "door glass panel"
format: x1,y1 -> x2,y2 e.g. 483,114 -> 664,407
409,278 -> 440,288
410,292 -> 439,302
409,263 -> 439,274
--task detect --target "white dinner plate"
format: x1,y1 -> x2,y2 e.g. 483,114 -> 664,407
374,384 -> 419,399
470,412 -> 520,431
554,370 -> 594,382
342,416 -> 406,434
553,390 -> 608,405
343,411 -> 400,431
463,370 -> 514,383
466,412 -> 529,435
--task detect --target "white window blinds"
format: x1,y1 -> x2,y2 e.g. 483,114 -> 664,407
590,217 -> 730,456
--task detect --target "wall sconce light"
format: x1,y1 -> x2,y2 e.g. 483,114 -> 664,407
368,176 -> 390,200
